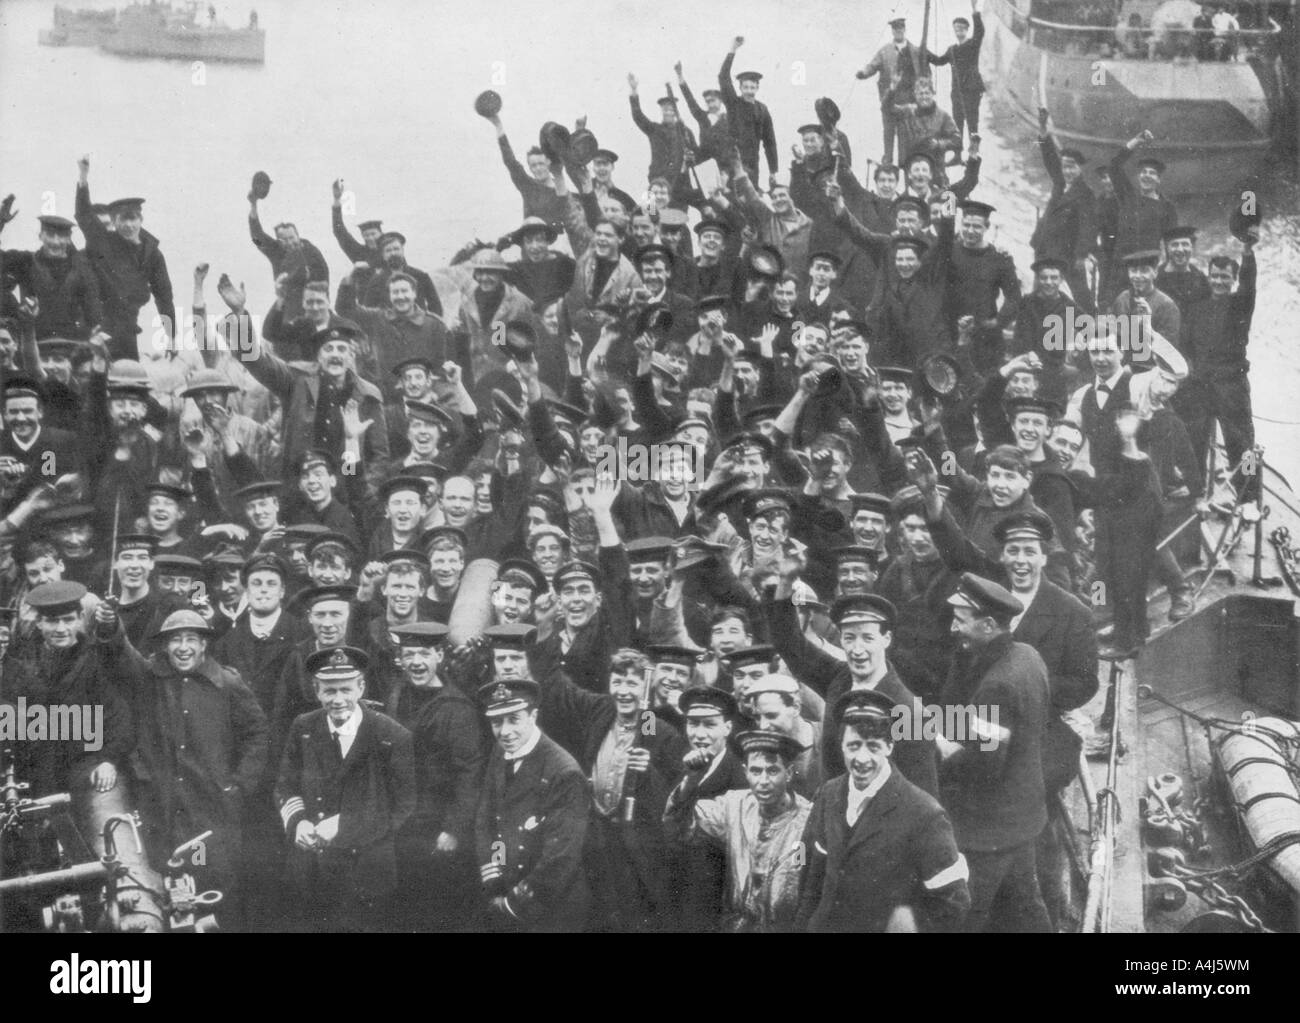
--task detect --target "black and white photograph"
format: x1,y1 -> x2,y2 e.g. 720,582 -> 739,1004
0,0 -> 1298,979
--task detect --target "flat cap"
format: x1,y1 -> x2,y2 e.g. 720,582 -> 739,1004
679,685 -> 736,718
831,593 -> 896,629
947,572 -> 1024,622
482,623 -> 539,649
26,580 -> 88,617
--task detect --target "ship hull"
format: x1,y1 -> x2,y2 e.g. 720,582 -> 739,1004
980,0 -> 1278,194
100,28 -> 265,64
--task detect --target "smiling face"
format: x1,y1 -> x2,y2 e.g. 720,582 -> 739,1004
628,558 -> 667,601
383,569 -> 422,618
770,186 -> 793,215
748,512 -> 789,559
526,152 -> 551,182
754,691 -> 799,737
108,395 -> 147,431
851,510 -> 888,549
275,224 -> 301,250
309,552 -> 351,587
685,709 -> 730,754
439,477 -> 475,527
1137,163 -> 1161,194
244,494 -> 279,532
386,489 -> 422,534
710,616 -> 751,657
147,493 -> 182,535
960,212 -> 989,249
558,577 -> 600,629
840,621 -> 890,681
592,222 -> 620,260
4,395 -> 42,443
389,278 -> 416,314
113,210 -> 143,243
429,546 -> 464,592
1011,411 -> 1049,454
834,335 -> 868,375
1209,263 -> 1236,296
900,513 -> 937,560
698,226 -> 725,260
115,548 -> 153,592
1048,422 -> 1084,469
986,463 -> 1031,508
640,256 -> 669,296
949,604 -> 996,651
491,706 -> 538,755
39,227 -> 72,259
492,580 -> 534,624
608,668 -> 646,718
299,463 -> 336,507
398,641 -> 441,686
773,278 -> 797,313
1127,262 -> 1157,295
165,629 -> 207,673
1002,538 -> 1046,593
836,558 -> 876,596
894,245 -> 921,279
530,535 -> 566,577
245,568 -> 284,614
53,522 -> 94,560
23,553 -> 64,588
842,725 -> 892,791
317,675 -> 364,726
308,600 -> 350,646
1166,237 -> 1193,267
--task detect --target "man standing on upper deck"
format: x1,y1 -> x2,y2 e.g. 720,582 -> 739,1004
926,0 -> 985,153
857,17 -> 924,165
719,36 -> 778,188
73,155 -> 174,361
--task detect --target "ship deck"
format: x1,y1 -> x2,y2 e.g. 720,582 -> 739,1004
1063,466 -> 1300,932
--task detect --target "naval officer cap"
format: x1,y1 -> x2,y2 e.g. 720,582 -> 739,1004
478,678 -> 541,717
947,572 -> 1024,623
553,560 -> 600,590
306,645 -> 369,682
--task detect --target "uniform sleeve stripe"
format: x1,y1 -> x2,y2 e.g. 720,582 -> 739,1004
923,854 -> 969,890
280,797 -> 305,827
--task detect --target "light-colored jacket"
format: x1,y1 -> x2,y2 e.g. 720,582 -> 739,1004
684,788 -> 812,932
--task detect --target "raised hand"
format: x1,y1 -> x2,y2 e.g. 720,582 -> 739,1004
194,263 -> 210,286
904,448 -> 940,492
627,72 -> 639,93
342,398 -> 373,442
216,273 -> 246,313
332,177 -> 345,202
0,194 -> 16,228
731,35 -> 745,51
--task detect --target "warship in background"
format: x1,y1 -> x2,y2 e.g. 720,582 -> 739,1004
980,0 -> 1297,195
38,2 -> 265,64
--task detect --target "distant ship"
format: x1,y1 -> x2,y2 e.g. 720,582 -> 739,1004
37,5 -> 117,47
38,2 -> 265,65
979,0 -> 1295,195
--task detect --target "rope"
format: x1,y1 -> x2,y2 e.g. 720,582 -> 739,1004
1253,413 -> 1300,426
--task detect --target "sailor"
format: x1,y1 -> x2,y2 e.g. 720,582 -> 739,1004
0,214 -> 103,340
74,155 -> 174,360
926,0 -> 986,150
857,17 -> 923,165
275,645 -> 415,932
386,621 -> 485,931
718,36 -> 779,186
795,688 -> 970,932
664,729 -> 811,931
940,573 -> 1051,933
112,607 -> 269,928
474,676 -> 591,932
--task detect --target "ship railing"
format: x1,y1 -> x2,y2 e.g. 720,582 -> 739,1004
993,0 -> 1282,62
